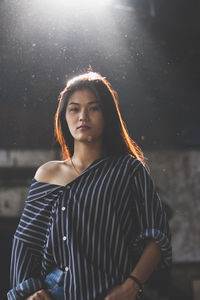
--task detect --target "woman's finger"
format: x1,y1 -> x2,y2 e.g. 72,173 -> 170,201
26,289 -> 52,300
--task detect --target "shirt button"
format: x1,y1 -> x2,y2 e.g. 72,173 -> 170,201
62,206 -> 66,211
65,266 -> 69,272
63,236 -> 67,241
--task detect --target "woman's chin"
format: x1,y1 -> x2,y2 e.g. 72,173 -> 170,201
74,135 -> 102,144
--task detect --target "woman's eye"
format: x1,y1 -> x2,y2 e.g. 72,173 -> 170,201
70,108 -> 79,112
90,106 -> 99,111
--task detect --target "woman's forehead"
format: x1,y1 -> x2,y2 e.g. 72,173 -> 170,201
68,88 -> 98,104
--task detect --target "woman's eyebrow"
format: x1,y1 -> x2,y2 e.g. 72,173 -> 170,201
68,100 -> 100,106
68,102 -> 79,106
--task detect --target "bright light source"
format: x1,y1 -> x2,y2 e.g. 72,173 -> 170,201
66,0 -> 113,8
40,0 -> 112,8
31,0 -> 113,16
62,0 -> 112,4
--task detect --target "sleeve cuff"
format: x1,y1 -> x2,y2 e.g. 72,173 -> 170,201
132,228 -> 172,267
7,277 -> 43,300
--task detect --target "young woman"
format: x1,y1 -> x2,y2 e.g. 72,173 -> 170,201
8,72 -> 172,300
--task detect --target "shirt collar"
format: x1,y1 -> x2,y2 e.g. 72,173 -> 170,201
27,178 -> 63,202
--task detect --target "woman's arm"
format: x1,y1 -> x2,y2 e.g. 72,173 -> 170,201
105,160 -> 172,300
130,238 -> 161,284
7,238 -> 44,300
7,174 -> 59,300
105,239 -> 161,300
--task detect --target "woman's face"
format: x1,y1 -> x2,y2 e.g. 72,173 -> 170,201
65,88 -> 104,144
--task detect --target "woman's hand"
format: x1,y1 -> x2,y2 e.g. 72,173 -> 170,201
105,279 -> 138,300
26,289 -> 51,300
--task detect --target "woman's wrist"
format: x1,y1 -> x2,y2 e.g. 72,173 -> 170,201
128,275 -> 144,290
124,278 -> 140,297
127,277 -> 140,289
126,275 -> 144,299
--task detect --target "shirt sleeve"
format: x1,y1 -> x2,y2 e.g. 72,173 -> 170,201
130,162 -> 172,268
7,238 -> 44,299
7,179 -> 61,300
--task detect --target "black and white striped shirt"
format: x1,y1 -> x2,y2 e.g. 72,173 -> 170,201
8,154 -> 172,300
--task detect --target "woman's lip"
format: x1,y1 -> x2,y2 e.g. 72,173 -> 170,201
78,126 -> 90,129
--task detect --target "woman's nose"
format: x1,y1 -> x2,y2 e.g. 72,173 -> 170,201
79,109 -> 89,121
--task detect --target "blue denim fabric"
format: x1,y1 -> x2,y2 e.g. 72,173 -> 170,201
44,268 -> 65,300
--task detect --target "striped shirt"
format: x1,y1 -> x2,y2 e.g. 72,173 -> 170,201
7,154 -> 172,300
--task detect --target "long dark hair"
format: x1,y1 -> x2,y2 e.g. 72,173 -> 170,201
54,71 -> 146,165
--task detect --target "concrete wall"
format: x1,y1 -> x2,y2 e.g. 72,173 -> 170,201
146,150 -> 200,263
0,150 -> 57,216
0,149 -> 57,167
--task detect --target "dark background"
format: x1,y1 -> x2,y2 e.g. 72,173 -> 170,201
1,0 -> 200,299
1,0 -> 200,151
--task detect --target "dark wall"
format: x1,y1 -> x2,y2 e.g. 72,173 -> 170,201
0,218 -> 19,300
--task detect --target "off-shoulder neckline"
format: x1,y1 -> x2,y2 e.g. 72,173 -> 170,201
32,177 -> 65,187
32,155 -> 111,188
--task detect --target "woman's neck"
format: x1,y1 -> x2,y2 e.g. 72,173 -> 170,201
72,140 -> 105,172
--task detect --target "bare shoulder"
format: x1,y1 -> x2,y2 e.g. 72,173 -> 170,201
34,159 -> 71,184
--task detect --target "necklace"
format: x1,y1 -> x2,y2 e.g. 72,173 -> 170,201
70,157 -> 81,175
